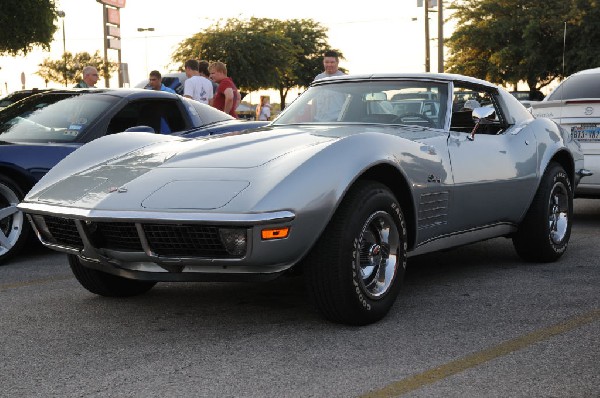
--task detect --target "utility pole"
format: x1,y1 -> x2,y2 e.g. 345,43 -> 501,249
57,11 -> 67,86
424,2 -> 430,72
437,0 -> 444,72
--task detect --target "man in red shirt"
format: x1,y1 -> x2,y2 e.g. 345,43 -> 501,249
208,61 -> 240,118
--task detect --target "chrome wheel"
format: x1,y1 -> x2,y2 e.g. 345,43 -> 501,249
549,181 -> 569,245
356,210 -> 400,299
513,162 -> 573,263
305,180 -> 407,325
0,181 -> 24,258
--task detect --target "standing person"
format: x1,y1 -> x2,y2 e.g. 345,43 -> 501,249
311,50 -> 347,121
256,95 -> 271,121
198,60 -> 218,105
313,50 -> 346,81
209,61 -> 240,118
183,59 -> 213,104
74,66 -> 99,88
147,70 -> 176,93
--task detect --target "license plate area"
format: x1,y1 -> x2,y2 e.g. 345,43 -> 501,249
572,124 -> 600,142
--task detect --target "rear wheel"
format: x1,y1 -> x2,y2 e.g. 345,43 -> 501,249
513,162 -> 573,262
0,175 -> 30,265
304,181 -> 407,325
68,254 -> 156,297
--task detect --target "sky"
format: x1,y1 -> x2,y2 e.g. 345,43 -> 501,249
0,0 -> 454,103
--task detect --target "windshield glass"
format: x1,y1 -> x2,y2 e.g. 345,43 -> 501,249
0,93 -> 117,143
547,72 -> 600,101
274,80 -> 449,129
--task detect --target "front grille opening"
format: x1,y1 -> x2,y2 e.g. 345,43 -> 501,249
40,215 -> 84,250
89,222 -> 143,251
143,224 -> 234,257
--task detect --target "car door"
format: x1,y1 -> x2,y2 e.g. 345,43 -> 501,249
446,83 -> 538,231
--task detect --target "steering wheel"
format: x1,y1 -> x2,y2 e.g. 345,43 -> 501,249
391,112 -> 435,127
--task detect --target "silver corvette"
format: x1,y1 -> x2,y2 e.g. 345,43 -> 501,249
18,73 -> 591,325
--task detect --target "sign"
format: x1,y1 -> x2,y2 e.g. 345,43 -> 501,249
417,0 -> 437,6
107,8 -> 120,25
97,0 -> 126,8
107,25 -> 120,38
107,38 -> 121,50
119,63 -> 130,85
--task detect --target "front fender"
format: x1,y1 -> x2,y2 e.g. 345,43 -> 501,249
236,131 -> 448,261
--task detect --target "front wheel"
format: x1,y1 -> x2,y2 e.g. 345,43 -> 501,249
304,181 -> 408,325
513,162 -> 573,262
0,175 -> 30,265
68,255 -> 156,297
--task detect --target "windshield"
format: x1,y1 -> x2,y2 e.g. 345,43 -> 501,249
0,93 -> 118,143
547,71 -> 600,101
274,80 -> 449,129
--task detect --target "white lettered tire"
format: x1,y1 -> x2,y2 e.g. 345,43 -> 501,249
305,180 -> 407,325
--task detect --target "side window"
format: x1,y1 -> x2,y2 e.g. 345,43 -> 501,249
107,103 -> 140,134
107,100 -> 186,134
451,85 -> 504,135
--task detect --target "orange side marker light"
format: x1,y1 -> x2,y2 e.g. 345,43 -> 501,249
261,227 -> 290,240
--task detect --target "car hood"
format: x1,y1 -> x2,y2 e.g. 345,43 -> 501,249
22,125 -> 444,211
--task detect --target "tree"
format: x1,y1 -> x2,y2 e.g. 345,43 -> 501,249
37,51 -> 118,86
446,0 -> 600,92
270,19 -> 342,107
171,18 -> 341,107
0,0 -> 59,56
564,0 -> 600,75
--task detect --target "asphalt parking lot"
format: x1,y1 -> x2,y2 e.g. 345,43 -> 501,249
1,199 -> 598,397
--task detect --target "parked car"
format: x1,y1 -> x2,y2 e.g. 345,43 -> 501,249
0,88 -> 53,109
18,73 -> 590,325
531,67 -> 600,197
0,88 -> 267,263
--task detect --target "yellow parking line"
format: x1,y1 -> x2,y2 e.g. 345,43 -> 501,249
362,309 -> 600,398
0,275 -> 73,291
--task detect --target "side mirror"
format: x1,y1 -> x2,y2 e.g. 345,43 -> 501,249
472,106 -> 495,123
365,92 -> 387,101
468,107 -> 496,141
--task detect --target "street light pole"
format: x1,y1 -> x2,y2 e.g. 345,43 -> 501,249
137,27 -> 155,76
57,11 -> 67,86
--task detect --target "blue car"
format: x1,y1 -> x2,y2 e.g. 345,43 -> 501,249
0,88 -> 267,263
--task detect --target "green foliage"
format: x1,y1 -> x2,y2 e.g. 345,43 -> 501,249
446,0 -> 600,90
36,51 -> 118,86
171,17 -> 341,107
0,0 -> 58,55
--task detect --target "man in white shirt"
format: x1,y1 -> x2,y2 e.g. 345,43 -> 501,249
313,50 -> 347,121
183,59 -> 213,105
313,50 -> 346,81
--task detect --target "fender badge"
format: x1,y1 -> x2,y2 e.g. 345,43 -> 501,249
108,187 -> 128,193
427,174 -> 441,183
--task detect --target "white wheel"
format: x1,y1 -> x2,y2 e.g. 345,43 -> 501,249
0,175 -> 30,264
